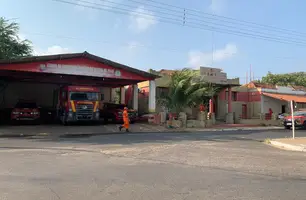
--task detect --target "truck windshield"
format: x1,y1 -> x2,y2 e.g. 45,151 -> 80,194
15,102 -> 37,108
70,92 -> 99,101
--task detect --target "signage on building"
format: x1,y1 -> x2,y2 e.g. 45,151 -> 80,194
39,63 -> 122,78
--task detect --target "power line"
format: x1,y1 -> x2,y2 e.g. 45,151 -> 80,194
93,0 -> 306,42
20,30 -> 303,62
142,0 -> 306,37
52,0 -> 306,47
120,0 -> 306,38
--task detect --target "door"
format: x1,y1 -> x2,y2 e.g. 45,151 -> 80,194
242,104 -> 247,119
281,105 -> 286,113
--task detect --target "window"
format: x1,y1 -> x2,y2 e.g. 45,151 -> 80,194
225,91 -> 238,101
70,92 -> 99,101
62,91 -> 66,98
232,92 -> 238,101
15,101 -> 37,108
158,87 -> 169,97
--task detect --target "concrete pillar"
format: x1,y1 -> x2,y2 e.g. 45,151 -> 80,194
226,87 -> 234,124
120,87 -> 125,104
148,80 -> 156,113
132,84 -> 138,110
227,87 -> 232,113
209,99 -> 214,113
261,94 -> 264,113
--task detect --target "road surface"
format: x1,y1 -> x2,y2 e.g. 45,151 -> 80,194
1,129 -> 306,200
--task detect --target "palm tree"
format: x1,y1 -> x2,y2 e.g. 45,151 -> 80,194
157,68 -> 221,114
0,17 -> 32,59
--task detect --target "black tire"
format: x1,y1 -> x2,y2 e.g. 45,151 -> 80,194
284,126 -> 291,129
130,120 -> 135,124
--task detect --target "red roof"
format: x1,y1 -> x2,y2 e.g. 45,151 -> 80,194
0,51 -> 158,79
262,92 -> 306,103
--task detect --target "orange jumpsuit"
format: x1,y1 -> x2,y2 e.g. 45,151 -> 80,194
122,109 -> 130,129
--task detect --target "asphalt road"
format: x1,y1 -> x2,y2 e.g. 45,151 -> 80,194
1,129 -> 306,200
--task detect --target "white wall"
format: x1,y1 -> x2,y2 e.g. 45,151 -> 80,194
262,95 -> 287,114
99,87 -> 111,102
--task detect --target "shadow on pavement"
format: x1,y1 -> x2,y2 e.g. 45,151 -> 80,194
21,129 -> 294,146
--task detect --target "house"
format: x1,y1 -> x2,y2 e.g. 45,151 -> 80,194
217,82 -> 306,122
132,67 -> 240,122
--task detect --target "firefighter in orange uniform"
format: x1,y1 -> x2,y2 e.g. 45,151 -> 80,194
119,107 -> 130,132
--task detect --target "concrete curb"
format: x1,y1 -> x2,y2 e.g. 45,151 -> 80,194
270,140 -> 306,152
184,126 -> 283,132
0,126 -> 282,138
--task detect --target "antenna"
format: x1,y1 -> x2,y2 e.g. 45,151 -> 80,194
250,64 -> 252,82
246,71 -> 248,84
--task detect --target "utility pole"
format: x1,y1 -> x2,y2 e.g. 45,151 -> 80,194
290,100 -> 295,139
246,71 -> 248,84
250,64 -> 252,82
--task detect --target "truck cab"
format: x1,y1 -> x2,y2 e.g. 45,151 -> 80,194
57,86 -> 100,124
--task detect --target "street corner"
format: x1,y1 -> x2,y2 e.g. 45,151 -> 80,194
267,137 -> 306,152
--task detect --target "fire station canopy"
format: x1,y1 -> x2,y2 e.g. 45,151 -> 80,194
0,51 -> 159,87
262,92 -> 306,103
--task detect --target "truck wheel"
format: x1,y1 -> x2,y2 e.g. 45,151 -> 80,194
284,126 -> 290,129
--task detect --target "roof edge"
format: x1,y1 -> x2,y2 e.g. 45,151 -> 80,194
0,51 -> 159,79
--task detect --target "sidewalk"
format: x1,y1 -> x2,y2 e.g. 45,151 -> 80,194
0,124 -> 282,138
270,138 -> 306,152
185,125 -> 282,132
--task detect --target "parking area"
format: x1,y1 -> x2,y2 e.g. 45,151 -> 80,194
0,123 -> 168,137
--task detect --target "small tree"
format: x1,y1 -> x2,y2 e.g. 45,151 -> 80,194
157,68 -> 221,113
0,17 -> 33,59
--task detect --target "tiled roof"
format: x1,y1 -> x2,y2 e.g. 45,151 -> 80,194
291,85 -> 306,91
158,69 -> 177,75
262,92 -> 306,103
251,82 -> 277,89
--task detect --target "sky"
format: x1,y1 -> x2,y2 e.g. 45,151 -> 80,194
1,0 -> 306,84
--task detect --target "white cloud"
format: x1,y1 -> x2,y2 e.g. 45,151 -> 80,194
129,6 -> 157,32
188,43 -> 237,68
34,45 -> 71,56
209,0 -> 226,14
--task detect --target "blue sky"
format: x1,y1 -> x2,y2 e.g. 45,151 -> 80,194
1,0 -> 306,83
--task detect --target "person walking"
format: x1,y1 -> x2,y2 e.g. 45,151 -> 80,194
119,107 -> 130,132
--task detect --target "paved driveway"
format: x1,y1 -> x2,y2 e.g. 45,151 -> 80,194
1,130 -> 306,199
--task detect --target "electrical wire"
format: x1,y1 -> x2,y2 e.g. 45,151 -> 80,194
142,0 -> 306,37
92,0 -> 306,41
53,0 -> 306,47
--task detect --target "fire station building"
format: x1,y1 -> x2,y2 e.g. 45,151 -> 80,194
0,51 -> 158,123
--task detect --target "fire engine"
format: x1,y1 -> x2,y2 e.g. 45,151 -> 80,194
56,86 -> 100,125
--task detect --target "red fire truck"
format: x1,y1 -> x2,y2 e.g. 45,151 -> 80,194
56,86 -> 101,125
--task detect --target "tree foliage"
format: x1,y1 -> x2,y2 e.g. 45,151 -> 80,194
0,17 -> 33,59
259,71 -> 306,87
157,68 -> 222,113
